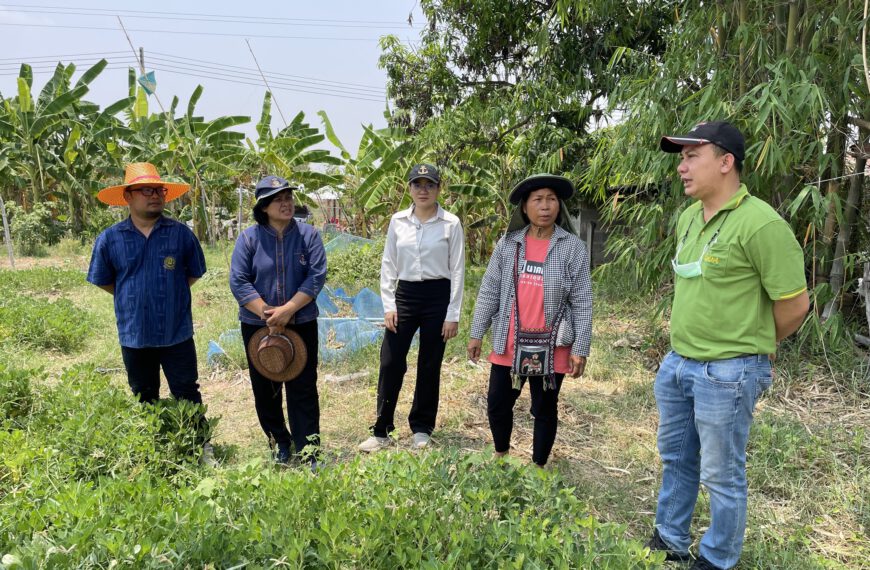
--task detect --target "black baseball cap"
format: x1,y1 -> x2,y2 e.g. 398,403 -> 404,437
255,175 -> 298,202
408,163 -> 441,184
660,120 -> 745,162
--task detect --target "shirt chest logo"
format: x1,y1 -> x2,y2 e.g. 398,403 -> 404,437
703,255 -> 720,265
519,259 -> 544,285
521,260 -> 544,275
164,256 -> 177,270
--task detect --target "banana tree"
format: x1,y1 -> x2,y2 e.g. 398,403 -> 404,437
1,60 -> 106,209
51,94 -> 135,234
153,84 -> 250,241
246,93 -> 343,216
319,110 -> 414,237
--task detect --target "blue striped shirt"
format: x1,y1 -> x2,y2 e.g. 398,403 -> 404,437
87,216 -> 206,348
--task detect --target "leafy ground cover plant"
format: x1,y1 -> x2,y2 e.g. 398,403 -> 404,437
0,296 -> 91,352
0,365 -> 661,569
0,268 -> 91,353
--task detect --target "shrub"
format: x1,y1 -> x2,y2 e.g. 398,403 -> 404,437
6,202 -> 66,256
326,237 -> 384,292
0,295 -> 91,353
81,206 -> 124,241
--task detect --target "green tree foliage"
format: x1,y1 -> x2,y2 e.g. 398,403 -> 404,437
375,0 -> 869,335
0,65 -> 343,245
576,0 -> 870,347
376,0 -> 671,258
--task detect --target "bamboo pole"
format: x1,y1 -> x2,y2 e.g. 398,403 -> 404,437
816,116 -> 846,284
864,262 -> 870,339
786,0 -> 800,54
0,196 -> 15,268
822,130 -> 866,320
738,0 -> 747,97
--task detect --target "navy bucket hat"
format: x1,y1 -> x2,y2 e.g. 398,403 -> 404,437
255,175 -> 298,203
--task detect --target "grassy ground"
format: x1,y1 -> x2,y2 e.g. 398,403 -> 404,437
1,244 -> 868,569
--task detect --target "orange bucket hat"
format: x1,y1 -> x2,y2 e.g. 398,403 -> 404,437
97,162 -> 191,206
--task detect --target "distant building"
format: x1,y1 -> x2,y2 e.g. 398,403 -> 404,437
307,188 -> 343,225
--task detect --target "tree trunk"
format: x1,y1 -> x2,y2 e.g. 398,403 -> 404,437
822,137 -> 866,319
815,115 -> 847,284
68,186 -> 82,235
863,262 -> 870,337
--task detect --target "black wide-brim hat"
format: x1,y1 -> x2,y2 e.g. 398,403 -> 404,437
508,174 -> 575,205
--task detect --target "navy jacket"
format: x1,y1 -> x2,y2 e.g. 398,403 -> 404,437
230,221 -> 327,325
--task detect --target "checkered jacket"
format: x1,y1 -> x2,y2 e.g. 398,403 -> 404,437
470,225 -> 593,357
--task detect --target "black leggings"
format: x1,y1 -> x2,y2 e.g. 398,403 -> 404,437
486,363 -> 564,466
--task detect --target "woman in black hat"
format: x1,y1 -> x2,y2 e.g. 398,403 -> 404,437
358,163 -> 466,452
229,175 -> 327,465
467,175 -> 592,467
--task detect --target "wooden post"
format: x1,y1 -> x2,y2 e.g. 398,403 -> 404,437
237,186 -> 244,237
864,262 -> 870,339
0,196 -> 15,268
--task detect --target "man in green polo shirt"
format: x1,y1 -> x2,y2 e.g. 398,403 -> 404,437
645,121 -> 809,570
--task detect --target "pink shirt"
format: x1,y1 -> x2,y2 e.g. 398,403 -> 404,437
489,235 -> 571,374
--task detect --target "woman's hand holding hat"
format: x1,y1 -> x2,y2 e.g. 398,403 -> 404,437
265,302 -> 297,330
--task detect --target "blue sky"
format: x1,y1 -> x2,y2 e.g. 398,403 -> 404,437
0,1 -> 424,153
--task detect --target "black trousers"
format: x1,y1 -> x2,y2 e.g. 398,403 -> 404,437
120,337 -> 203,405
242,320 -> 320,456
373,279 -> 450,437
487,363 -> 565,466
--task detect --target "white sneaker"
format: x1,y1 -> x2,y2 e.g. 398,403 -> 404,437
412,432 -> 431,449
358,436 -> 391,453
200,442 -> 218,467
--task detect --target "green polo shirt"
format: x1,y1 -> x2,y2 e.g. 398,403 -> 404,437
670,184 -> 807,361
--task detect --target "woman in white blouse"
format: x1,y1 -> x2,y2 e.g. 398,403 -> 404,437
359,163 -> 465,452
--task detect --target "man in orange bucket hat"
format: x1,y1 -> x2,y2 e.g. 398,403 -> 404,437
87,162 -> 216,466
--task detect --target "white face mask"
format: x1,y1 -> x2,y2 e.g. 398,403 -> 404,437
671,211 -> 732,279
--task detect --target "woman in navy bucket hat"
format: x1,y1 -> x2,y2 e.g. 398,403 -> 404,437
230,175 -> 327,466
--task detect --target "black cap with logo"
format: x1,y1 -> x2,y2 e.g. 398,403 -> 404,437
660,120 -> 745,162
408,163 -> 441,185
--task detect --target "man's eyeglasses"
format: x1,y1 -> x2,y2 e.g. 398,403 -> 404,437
130,186 -> 167,197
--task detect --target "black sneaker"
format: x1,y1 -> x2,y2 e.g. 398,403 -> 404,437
690,556 -> 724,570
645,529 -> 691,562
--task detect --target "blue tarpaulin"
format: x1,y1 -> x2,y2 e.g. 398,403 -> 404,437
207,286 -> 386,366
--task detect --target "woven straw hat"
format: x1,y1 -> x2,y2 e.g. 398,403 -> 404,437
97,162 -> 191,206
247,326 -> 308,382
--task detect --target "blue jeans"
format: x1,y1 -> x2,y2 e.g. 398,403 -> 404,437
653,351 -> 772,569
